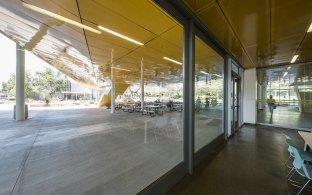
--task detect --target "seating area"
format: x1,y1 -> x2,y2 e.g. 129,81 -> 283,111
118,101 -> 180,117
283,130 -> 312,194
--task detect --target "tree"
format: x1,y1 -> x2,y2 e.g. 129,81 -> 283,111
6,74 -> 16,96
25,72 -> 33,98
32,68 -> 66,100
4,72 -> 34,98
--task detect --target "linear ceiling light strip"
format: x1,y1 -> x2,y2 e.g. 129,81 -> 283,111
290,55 -> 299,63
97,25 -> 144,46
307,23 -> 312,32
111,67 -> 131,71
22,2 -> 101,34
163,57 -> 182,65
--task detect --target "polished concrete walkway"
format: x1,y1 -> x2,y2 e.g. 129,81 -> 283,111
0,107 -> 184,195
257,106 -> 312,130
2,106 -> 310,194
168,125 -> 311,195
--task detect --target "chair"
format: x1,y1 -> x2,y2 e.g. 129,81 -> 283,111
283,131 -> 308,168
288,144 -> 312,195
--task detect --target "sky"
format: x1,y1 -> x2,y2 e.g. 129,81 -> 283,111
0,33 -> 50,83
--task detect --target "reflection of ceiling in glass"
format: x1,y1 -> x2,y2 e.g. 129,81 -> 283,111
0,0 -> 183,88
257,63 -> 312,86
183,0 -> 312,69
195,36 -> 224,82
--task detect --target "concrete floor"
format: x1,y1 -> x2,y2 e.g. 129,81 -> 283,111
0,105 -> 224,195
167,125 -> 312,195
3,106 -> 308,194
0,107 -> 185,195
257,106 -> 312,130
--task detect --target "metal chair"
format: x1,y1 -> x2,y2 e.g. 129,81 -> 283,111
287,143 -> 312,195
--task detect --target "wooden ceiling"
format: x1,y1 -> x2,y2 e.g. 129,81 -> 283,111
0,0 -> 188,88
1,0 -> 310,88
183,0 -> 312,69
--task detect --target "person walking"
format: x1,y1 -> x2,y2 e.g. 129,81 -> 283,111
267,95 -> 276,115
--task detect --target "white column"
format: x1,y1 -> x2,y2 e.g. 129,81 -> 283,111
140,58 -> 144,111
110,49 -> 115,113
243,68 -> 257,124
15,44 -> 25,121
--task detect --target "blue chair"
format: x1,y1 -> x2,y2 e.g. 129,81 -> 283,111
287,144 -> 312,195
283,131 -> 310,168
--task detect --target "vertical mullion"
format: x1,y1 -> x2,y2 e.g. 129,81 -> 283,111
183,19 -> 195,174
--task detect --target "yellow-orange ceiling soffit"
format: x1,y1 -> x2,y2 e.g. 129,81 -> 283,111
98,25 -> 144,46
22,2 -> 101,34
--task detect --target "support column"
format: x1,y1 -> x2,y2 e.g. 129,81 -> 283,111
15,44 -> 25,121
140,58 -> 144,111
111,49 -> 115,113
184,19 -> 195,174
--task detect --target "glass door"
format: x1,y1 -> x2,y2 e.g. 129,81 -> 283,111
231,76 -> 240,134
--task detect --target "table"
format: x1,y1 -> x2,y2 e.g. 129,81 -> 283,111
298,131 -> 312,151
144,105 -> 162,116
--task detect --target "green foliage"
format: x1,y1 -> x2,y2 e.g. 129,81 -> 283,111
6,74 -> 16,96
32,68 -> 66,100
25,72 -> 33,98
3,68 -> 66,100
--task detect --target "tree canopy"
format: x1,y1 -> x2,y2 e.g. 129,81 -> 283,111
2,68 -> 66,100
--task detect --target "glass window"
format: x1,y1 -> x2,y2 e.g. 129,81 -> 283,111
194,36 -> 224,152
257,64 -> 312,129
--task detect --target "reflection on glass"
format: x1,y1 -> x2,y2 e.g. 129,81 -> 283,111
194,36 -> 224,152
257,63 -> 312,129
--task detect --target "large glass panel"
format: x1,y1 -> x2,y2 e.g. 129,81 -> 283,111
194,36 -> 224,152
257,64 -> 312,129
0,1 -> 183,194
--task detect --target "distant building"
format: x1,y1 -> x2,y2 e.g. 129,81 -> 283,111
62,80 -> 95,101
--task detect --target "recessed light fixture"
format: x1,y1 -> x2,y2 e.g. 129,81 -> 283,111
111,67 -> 131,71
290,55 -> 299,63
163,57 -> 182,65
22,2 -> 101,34
98,25 -> 143,46
308,23 -> 312,32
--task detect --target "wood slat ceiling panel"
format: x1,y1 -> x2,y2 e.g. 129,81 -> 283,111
272,0 -> 312,65
79,0 -> 154,48
143,37 -> 182,62
195,36 -> 224,73
195,5 -> 246,66
93,0 -> 177,35
159,25 -> 183,50
86,35 -> 132,61
219,0 -> 270,49
300,34 -> 312,62
218,0 -> 268,67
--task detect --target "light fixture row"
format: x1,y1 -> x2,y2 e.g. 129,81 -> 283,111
23,2 -> 183,67
22,2 -> 143,46
290,22 -> 311,63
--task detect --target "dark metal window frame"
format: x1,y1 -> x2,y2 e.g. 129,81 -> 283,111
140,0 -> 236,194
